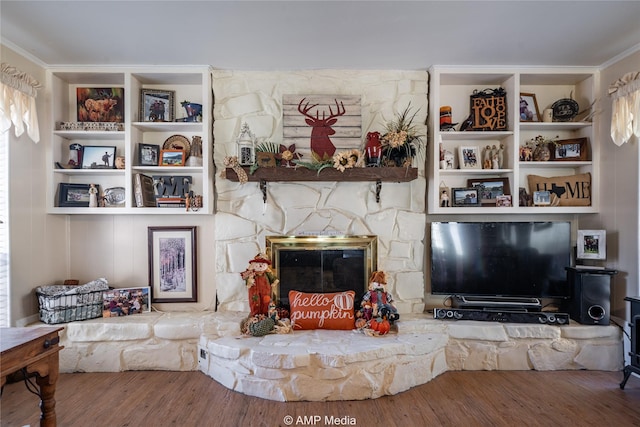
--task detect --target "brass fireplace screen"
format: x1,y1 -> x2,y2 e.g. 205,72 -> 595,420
265,235 -> 378,308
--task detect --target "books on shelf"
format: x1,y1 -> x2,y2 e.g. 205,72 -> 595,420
156,197 -> 186,208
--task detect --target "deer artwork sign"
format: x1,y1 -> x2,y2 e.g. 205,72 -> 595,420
283,95 -> 362,162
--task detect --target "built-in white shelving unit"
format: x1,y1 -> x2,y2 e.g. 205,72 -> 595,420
428,66 -> 600,214
46,67 -> 213,215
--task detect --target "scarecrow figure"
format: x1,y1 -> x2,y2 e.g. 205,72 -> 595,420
358,271 -> 399,323
240,253 -> 279,316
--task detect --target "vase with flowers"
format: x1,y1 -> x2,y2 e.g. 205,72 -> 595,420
380,104 -> 425,167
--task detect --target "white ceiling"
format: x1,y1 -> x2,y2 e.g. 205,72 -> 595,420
2,1 -> 640,70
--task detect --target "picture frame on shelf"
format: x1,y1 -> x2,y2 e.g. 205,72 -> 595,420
452,187 -> 480,207
159,149 -> 186,166
58,183 -> 94,207
76,87 -> 124,123
533,190 -> 551,206
552,137 -> 589,161
81,146 -> 117,169
138,143 -> 160,166
577,229 -> 607,260
467,177 -> 511,206
140,89 -> 175,122
519,93 -> 540,122
496,195 -> 512,207
458,146 -> 481,169
148,226 -> 197,303
102,287 -> 151,317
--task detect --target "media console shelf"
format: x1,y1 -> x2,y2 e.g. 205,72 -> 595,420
224,166 -> 418,202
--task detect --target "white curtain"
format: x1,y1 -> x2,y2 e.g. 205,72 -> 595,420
0,63 -> 41,143
609,71 -> 640,147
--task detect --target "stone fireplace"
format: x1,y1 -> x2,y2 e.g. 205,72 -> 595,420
212,70 -> 428,315
265,234 -> 377,308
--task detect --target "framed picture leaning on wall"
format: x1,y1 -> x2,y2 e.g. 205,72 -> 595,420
148,226 -> 197,303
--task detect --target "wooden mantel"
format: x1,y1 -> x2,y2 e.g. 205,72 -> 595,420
224,166 -> 418,182
224,166 -> 419,202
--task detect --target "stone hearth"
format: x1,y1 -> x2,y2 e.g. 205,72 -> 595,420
54,312 -> 623,402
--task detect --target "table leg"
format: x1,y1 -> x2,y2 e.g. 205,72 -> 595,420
33,352 -> 60,427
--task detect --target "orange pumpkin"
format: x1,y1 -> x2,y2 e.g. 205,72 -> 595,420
371,317 -> 391,335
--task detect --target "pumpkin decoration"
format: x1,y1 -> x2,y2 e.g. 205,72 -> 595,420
355,318 -> 367,329
370,317 -> 391,335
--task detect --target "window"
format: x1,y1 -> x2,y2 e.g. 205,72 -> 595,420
0,131 -> 9,326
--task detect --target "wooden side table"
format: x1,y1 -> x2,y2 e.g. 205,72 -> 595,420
1,326 -> 64,426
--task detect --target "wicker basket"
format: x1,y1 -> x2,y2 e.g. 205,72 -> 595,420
36,278 -> 109,324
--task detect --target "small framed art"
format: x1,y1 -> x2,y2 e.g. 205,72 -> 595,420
76,87 -> 124,122
533,190 -> 551,206
148,226 -> 198,303
577,230 -> 606,260
138,143 -> 160,166
103,287 -> 151,317
452,187 -> 480,207
519,93 -> 540,122
160,150 -> 186,166
496,195 -> 512,207
467,177 -> 511,206
140,89 -> 175,122
552,137 -> 588,161
81,146 -> 117,169
58,183 -> 93,207
458,146 -> 481,169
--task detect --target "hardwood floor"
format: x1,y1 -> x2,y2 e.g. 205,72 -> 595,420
1,370 -> 639,427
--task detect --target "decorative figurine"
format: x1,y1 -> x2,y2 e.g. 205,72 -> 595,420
240,253 -> 280,316
358,271 -> 399,323
89,184 -> 98,207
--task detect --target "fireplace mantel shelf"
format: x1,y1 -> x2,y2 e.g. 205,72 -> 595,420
224,166 -> 418,202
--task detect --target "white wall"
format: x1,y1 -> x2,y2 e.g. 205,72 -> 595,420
580,48 -> 640,319
1,45 -> 67,325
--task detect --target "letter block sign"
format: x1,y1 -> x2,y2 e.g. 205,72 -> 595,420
469,88 -> 508,131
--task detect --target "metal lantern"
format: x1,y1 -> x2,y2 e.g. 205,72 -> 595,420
236,122 -> 256,166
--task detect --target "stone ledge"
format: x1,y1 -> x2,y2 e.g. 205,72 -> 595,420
40,311 -> 624,401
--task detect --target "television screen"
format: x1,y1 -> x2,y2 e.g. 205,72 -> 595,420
430,222 -> 571,299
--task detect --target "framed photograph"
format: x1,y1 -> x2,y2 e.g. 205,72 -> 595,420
160,149 -> 186,166
58,183 -> 94,207
81,145 -> 117,169
138,143 -> 160,166
467,177 -> 511,206
452,187 -> 480,207
76,87 -> 124,122
552,137 -> 588,161
458,146 -> 481,169
519,93 -> 540,122
148,226 -> 197,303
496,195 -> 512,207
533,190 -> 551,206
103,287 -> 151,317
577,230 -> 607,260
140,89 -> 175,122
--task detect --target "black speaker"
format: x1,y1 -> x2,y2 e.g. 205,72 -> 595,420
563,267 -> 617,325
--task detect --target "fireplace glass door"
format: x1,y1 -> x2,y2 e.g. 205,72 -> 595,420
266,235 -> 377,309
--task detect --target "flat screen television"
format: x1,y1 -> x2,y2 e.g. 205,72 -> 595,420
430,221 -> 571,299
